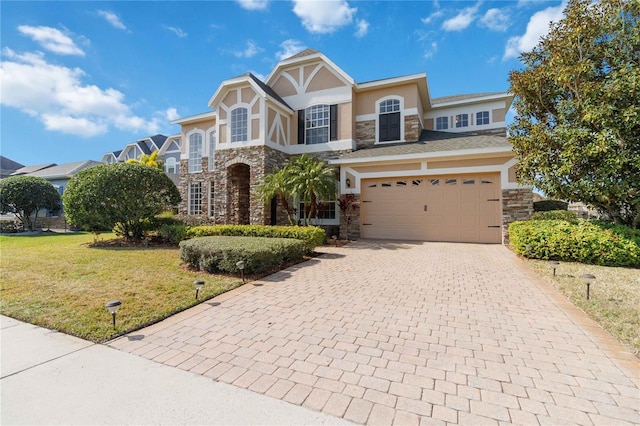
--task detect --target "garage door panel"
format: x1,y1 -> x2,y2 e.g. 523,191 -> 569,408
361,173 -> 502,243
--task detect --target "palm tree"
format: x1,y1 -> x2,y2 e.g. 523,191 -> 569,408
287,154 -> 337,225
255,167 -> 297,225
126,150 -> 164,170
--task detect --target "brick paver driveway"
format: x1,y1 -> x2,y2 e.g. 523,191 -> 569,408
111,241 -> 639,425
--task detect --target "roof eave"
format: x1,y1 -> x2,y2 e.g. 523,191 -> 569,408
329,146 -> 513,165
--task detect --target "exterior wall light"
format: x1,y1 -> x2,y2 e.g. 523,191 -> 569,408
236,260 -> 245,283
549,260 -> 560,276
346,178 -> 351,188
193,280 -> 205,300
582,274 -> 595,300
105,300 -> 122,329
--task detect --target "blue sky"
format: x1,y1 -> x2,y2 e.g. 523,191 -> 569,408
1,0 -> 566,166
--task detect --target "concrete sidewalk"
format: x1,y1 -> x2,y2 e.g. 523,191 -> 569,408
0,316 -> 352,425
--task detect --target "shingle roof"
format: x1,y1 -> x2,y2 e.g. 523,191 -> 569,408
431,92 -> 506,105
248,73 -> 292,110
25,160 -> 101,179
11,163 -> 56,176
0,156 -> 24,177
149,134 -> 168,149
135,141 -> 152,155
336,130 -> 512,160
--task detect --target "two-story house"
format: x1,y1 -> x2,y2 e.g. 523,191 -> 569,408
101,134 -> 182,186
172,49 -> 532,243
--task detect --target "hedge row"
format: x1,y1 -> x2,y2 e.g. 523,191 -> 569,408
179,236 -> 307,274
531,210 -> 578,223
509,220 -> 640,267
186,225 -> 325,252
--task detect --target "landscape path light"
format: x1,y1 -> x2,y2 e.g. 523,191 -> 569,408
549,260 -> 560,277
193,280 -> 205,300
236,260 -> 245,283
582,274 -> 595,300
105,300 -> 121,329
332,235 -> 338,247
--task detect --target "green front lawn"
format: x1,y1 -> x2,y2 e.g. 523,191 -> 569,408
0,233 -> 241,342
526,259 -> 640,358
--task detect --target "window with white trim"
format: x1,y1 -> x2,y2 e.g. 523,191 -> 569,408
208,130 -> 216,171
379,99 -> 401,142
476,111 -> 490,125
165,157 -> 177,174
209,182 -> 215,217
189,182 -> 202,215
299,198 -> 337,220
188,133 -> 203,173
305,104 -> 330,144
436,116 -> 448,130
230,107 -> 248,142
455,114 -> 469,128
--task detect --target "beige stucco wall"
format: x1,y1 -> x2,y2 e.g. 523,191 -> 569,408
355,84 -> 419,116
509,165 -> 517,183
492,108 -> 506,122
222,90 -> 237,107
242,87 -> 255,104
272,75 -> 297,97
338,103 -> 352,141
307,66 -> 345,92
180,118 -> 216,154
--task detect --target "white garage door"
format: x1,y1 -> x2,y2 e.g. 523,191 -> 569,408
360,173 -> 502,243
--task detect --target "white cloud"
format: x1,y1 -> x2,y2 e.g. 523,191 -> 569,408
276,39 -> 306,60
165,107 -> 180,121
442,3 -> 481,32
236,0 -> 269,10
97,10 -> 127,30
421,10 -> 444,25
424,41 -> 438,59
17,25 -> 84,56
0,48 -> 159,137
479,8 -> 510,32
503,2 -> 566,59
354,19 -> 369,38
164,26 -> 187,38
233,40 -> 262,58
292,0 -> 357,34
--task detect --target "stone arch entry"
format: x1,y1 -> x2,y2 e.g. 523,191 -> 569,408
227,163 -> 250,225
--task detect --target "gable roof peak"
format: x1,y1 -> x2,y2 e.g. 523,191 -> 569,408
286,48 -> 320,60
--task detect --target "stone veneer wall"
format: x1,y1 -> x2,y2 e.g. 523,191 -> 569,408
355,120 -> 376,150
502,188 -> 534,244
339,194 -> 361,240
404,114 -> 422,141
178,158 -> 211,224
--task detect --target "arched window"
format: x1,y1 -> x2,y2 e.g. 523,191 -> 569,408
378,99 -> 401,142
230,108 -> 248,142
165,157 -> 177,174
188,133 -> 203,173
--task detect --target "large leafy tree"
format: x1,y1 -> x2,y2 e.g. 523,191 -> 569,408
508,0 -> 640,227
0,176 -> 61,231
63,162 -> 180,239
256,154 -> 337,226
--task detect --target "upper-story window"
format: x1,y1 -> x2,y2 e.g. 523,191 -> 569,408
230,107 -> 248,142
305,104 -> 329,144
188,133 -> 203,173
436,116 -> 448,130
165,157 -> 177,174
476,111 -> 490,125
455,114 -> 469,128
208,130 -> 216,171
379,99 -> 401,142
298,104 -> 338,145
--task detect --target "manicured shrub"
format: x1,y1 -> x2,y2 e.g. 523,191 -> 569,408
0,219 -> 20,233
533,200 -> 568,211
159,224 -> 188,244
186,225 -> 325,252
531,210 -> 578,223
179,236 -> 307,274
510,220 -> 640,267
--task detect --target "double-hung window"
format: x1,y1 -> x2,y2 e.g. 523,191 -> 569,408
188,133 -> 203,173
455,114 -> 469,128
208,130 -> 216,171
298,104 -> 338,144
230,108 -> 248,142
189,182 -> 202,215
476,111 -> 490,125
436,116 -> 448,130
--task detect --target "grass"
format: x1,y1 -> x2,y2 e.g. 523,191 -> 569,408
525,258 -> 640,358
0,232 -> 242,342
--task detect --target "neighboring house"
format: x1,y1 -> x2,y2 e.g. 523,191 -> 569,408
0,156 -> 25,179
11,163 -> 56,176
172,48 -> 532,244
101,134 -> 182,186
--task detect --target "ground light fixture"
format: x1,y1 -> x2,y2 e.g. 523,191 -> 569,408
193,280 -> 205,300
332,235 -> 338,246
549,260 -> 560,276
582,274 -> 596,300
105,300 -> 121,329
236,260 -> 245,283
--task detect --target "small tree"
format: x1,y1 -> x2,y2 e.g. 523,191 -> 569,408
287,155 -> 337,225
126,150 -> 164,170
508,0 -> 640,227
338,194 -> 358,240
0,176 -> 60,231
63,162 -> 181,240
255,168 -> 297,225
